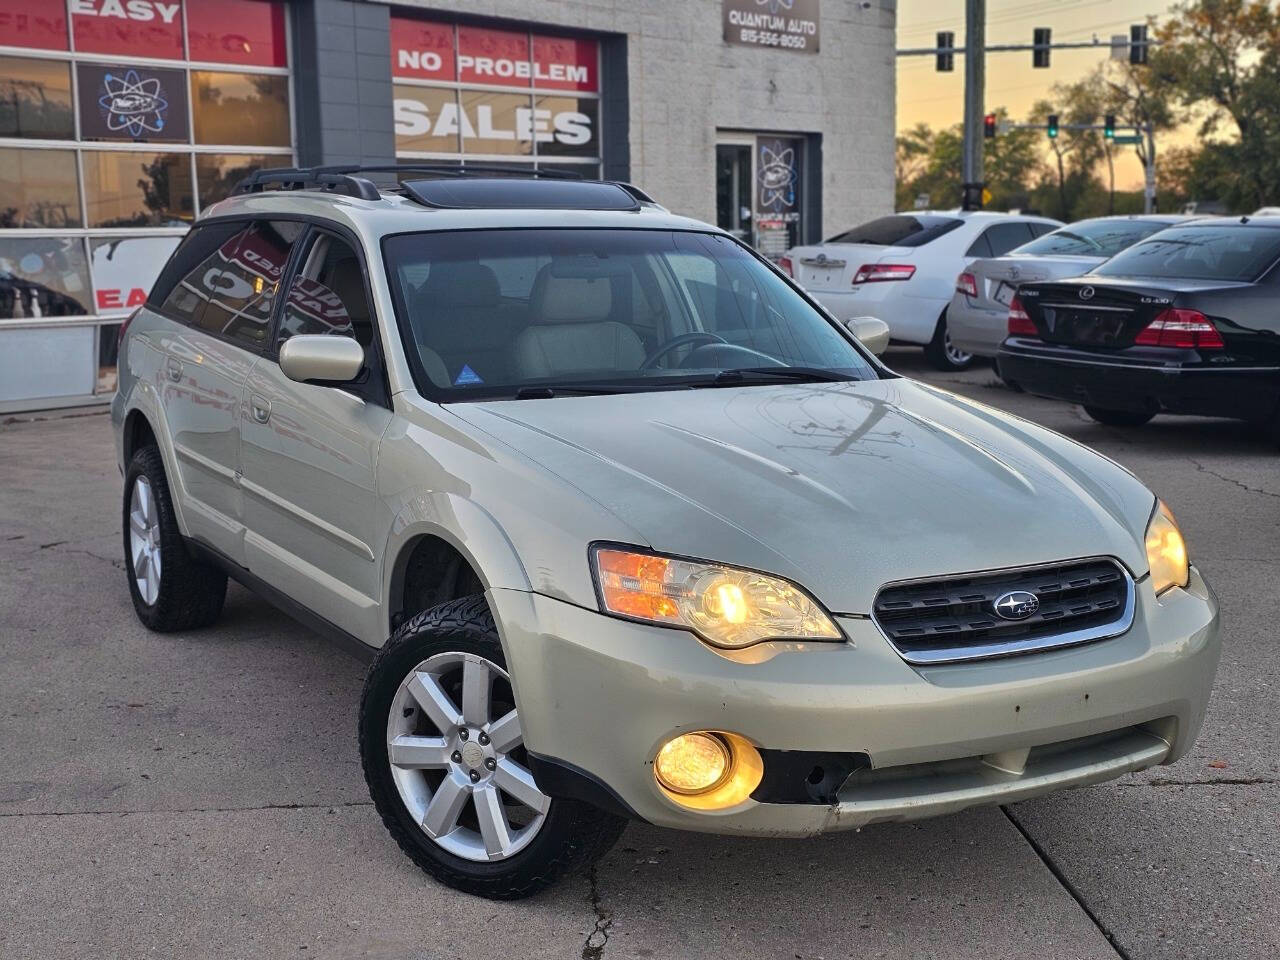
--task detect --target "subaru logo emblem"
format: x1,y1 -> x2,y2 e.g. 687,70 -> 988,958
1079,285 -> 1096,301
993,591 -> 1040,620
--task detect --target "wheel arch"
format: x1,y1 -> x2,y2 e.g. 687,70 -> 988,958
118,387 -> 193,538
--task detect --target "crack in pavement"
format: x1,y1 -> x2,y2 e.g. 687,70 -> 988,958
581,864 -> 612,960
1001,804 -> 1132,960
1120,777 -> 1278,787
0,800 -> 374,819
1187,457 -> 1280,500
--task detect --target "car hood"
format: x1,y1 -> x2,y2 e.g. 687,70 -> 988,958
449,379 -> 1153,613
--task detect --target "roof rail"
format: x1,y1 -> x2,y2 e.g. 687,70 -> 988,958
232,166 -> 381,201
313,163 -> 584,181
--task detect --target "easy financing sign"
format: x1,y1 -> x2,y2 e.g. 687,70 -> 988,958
723,0 -> 820,54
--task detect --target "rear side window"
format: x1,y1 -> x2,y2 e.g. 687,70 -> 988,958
1093,225 -> 1280,281
193,220 -> 304,350
982,222 -> 1036,257
150,220 -> 246,324
1015,219 -> 1174,258
826,215 -> 963,247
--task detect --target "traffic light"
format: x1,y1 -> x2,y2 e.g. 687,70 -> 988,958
1104,115 -> 1116,139
984,114 -> 997,139
1046,114 -> 1059,139
1130,24 -> 1149,65
936,31 -> 954,72
1033,27 -> 1051,68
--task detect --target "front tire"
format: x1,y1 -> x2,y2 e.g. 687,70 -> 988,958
1082,406 -> 1156,427
123,445 -> 227,631
924,311 -> 975,371
359,595 -> 626,900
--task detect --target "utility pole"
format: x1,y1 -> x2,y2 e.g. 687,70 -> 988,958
1143,124 -> 1157,213
960,0 -> 986,211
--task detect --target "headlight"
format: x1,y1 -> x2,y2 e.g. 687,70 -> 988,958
1145,500 -> 1189,595
591,546 -> 843,648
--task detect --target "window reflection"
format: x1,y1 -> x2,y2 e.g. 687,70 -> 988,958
82,150 -> 193,227
0,147 -> 81,228
0,56 -> 74,140
460,91 -> 534,156
190,71 -> 290,147
0,236 -> 92,319
195,153 -> 280,210
90,235 -> 181,313
393,86 -> 460,153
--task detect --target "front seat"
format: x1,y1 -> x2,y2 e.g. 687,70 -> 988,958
412,262 -> 515,384
512,269 -> 644,379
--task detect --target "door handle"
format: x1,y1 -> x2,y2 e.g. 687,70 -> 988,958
165,357 -> 183,382
249,394 -> 272,424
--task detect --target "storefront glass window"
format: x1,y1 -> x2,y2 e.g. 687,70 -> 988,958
0,236 -> 92,319
0,1 -> 69,51
82,150 -> 194,228
459,91 -> 534,156
532,96 -> 598,160
186,0 -> 289,68
0,147 -> 81,228
191,72 -> 290,147
0,56 -> 74,140
90,235 -> 182,314
195,153 -> 278,209
392,86 -> 461,154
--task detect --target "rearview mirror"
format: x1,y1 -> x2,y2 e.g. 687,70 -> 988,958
278,335 -> 365,385
846,316 -> 890,356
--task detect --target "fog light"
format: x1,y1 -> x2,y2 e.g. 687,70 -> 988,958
654,732 -> 731,794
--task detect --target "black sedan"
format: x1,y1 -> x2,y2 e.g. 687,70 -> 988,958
997,218 -> 1280,445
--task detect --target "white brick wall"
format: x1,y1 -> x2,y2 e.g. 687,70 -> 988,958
375,0 -> 897,231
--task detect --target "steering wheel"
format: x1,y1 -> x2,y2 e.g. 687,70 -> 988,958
640,332 -> 727,370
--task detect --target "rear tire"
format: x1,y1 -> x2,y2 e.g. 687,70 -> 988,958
1082,406 -> 1156,428
359,595 -> 627,900
924,311 -> 975,371
122,445 -> 227,631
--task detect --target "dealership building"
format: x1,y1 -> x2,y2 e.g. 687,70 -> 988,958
0,0 -> 894,413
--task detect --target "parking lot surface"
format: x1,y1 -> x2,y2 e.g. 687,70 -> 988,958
2,349 -> 1276,960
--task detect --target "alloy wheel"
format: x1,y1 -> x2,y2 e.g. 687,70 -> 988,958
128,475 -> 162,605
944,328 -> 973,367
386,652 -> 550,862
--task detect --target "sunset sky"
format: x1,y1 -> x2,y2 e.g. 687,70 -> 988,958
896,0 -> 1184,191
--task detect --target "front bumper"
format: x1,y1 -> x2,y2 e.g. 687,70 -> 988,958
491,567 -> 1220,837
998,340 -> 1280,419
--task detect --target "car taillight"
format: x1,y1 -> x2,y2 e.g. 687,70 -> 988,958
1133,308 -> 1224,349
1007,296 -> 1037,336
117,305 -> 143,345
956,272 -> 978,298
852,263 -> 915,284
779,256 -> 794,277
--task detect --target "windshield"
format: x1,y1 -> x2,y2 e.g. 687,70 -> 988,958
1012,219 -> 1172,258
383,229 -> 880,400
1091,225 -> 1280,281
825,215 -> 962,247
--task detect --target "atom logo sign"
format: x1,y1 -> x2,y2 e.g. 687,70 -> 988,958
100,70 -> 169,137
757,142 -> 798,212
77,63 -> 189,142
756,0 -> 795,12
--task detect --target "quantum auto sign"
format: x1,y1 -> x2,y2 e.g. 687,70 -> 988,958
723,0 -> 820,54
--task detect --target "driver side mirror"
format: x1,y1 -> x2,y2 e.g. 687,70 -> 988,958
846,316 -> 890,356
279,335 -> 365,385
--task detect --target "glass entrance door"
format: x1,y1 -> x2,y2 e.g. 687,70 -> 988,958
715,144 -> 752,243
716,135 -> 805,262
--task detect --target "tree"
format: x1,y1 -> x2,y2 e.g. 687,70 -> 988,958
1155,0 -> 1280,208
893,111 -> 1043,211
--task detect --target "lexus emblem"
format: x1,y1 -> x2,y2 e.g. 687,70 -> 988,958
993,591 -> 1040,620
1079,285 -> 1096,301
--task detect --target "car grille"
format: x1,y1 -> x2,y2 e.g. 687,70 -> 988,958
872,558 -> 1133,665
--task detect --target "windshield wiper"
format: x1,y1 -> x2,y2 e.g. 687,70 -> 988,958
512,383 -> 676,399
708,366 -> 855,386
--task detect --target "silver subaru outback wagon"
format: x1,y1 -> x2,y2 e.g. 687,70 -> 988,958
111,167 -> 1221,900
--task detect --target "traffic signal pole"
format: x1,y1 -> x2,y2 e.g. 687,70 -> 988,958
960,0 -> 986,211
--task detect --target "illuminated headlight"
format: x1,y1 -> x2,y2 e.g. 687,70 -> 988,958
1145,500 -> 1189,595
592,546 -> 843,649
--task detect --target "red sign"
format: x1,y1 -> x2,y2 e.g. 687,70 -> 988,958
391,17 -> 598,93
186,0 -> 287,67
390,17 -> 455,82
97,287 -> 148,310
0,0 -> 69,50
70,0 -> 184,59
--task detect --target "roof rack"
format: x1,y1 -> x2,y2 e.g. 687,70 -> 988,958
232,163 -> 662,209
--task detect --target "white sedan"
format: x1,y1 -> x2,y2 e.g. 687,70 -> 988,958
783,211 -> 1061,369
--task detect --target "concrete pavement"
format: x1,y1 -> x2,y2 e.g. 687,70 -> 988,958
1,350 -> 1276,959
